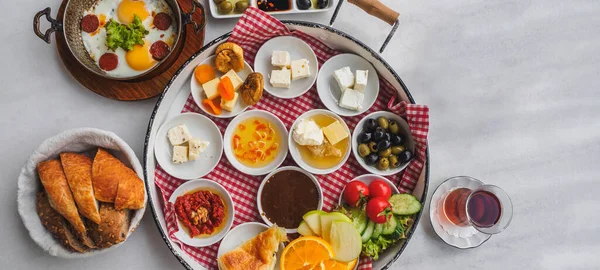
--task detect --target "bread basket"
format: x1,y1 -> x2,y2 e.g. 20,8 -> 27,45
17,128 -> 147,258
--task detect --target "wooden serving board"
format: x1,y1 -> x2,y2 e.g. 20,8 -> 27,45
55,0 -> 205,101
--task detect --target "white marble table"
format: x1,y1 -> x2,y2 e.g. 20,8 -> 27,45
2,0 -> 599,269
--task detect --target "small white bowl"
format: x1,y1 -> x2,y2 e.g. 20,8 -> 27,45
190,55 -> 253,118
256,166 -> 323,233
168,179 -> 235,247
352,111 -> 416,176
217,222 -> 285,269
223,110 -> 289,176
338,174 -> 400,206
254,36 -> 319,99
154,113 -> 223,180
288,109 -> 351,175
316,53 -> 379,116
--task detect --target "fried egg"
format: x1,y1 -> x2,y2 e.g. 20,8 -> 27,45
81,0 -> 177,77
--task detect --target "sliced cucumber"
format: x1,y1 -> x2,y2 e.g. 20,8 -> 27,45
349,208 -> 368,234
382,215 -> 398,235
388,223 -> 405,240
361,220 -> 375,243
389,194 -> 422,215
372,223 -> 384,239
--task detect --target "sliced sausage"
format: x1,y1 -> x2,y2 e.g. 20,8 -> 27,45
153,13 -> 172,31
99,53 -> 118,71
81,14 -> 99,33
150,41 -> 170,61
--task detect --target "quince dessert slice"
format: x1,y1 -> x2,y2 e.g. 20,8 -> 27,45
240,72 -> 264,106
215,42 -> 245,73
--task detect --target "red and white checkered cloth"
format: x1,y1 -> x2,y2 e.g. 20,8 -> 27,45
154,7 -> 429,270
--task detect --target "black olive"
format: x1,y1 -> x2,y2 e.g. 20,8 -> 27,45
364,119 -> 377,132
358,132 -> 372,143
383,132 -> 391,142
317,0 -> 328,9
390,134 -> 403,145
297,0 -> 311,10
365,153 -> 379,165
377,140 -> 391,151
398,150 -> 413,163
373,127 -> 385,141
368,141 -> 378,152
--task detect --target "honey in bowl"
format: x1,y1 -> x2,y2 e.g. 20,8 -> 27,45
296,114 -> 349,169
232,117 -> 282,167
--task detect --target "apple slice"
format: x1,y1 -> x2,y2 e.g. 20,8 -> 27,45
297,221 -> 316,236
320,212 -> 352,242
329,220 -> 362,262
302,210 -> 326,236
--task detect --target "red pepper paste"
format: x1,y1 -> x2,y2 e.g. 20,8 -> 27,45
174,190 -> 226,237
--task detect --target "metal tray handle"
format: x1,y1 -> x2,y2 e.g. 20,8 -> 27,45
330,0 -> 400,53
181,0 -> 206,34
33,7 -> 63,44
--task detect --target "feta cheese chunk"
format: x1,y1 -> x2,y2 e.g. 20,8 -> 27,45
270,67 -> 291,88
322,121 -> 349,145
201,77 -> 220,100
220,92 -> 239,112
339,88 -> 364,111
188,139 -> 210,161
293,119 -> 324,146
172,145 -> 188,164
221,70 -> 244,91
291,59 -> 311,81
271,51 -> 291,67
354,70 -> 368,92
333,66 -> 355,91
167,124 -> 192,146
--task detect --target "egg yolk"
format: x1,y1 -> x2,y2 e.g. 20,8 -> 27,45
125,41 -> 155,71
118,0 -> 149,24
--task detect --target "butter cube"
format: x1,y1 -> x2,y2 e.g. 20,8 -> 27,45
333,66 -> 354,91
339,88 -> 364,111
354,70 -> 368,92
221,70 -> 244,91
291,59 -> 311,81
188,139 -> 210,161
167,124 -> 192,146
322,120 -> 349,145
220,92 -> 239,112
271,51 -> 291,68
201,77 -> 220,100
172,145 -> 188,164
270,67 -> 291,88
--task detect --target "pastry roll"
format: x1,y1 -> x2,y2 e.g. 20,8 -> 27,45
218,225 -> 288,270
60,153 -> 101,224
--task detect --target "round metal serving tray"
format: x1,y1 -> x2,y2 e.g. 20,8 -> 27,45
142,15 -> 430,270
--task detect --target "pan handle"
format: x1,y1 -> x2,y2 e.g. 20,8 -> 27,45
330,0 -> 399,53
33,7 -> 63,44
181,0 -> 206,34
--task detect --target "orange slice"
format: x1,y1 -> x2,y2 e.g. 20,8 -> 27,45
280,236 -> 335,270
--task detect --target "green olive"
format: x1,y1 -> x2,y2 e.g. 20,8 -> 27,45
377,157 -> 390,170
391,145 -> 405,155
378,148 -> 391,157
218,1 -> 233,13
235,0 -> 249,13
214,0 -> 225,4
377,117 -> 389,130
358,143 -> 371,158
389,155 -> 400,168
368,141 -> 378,152
389,120 -> 399,134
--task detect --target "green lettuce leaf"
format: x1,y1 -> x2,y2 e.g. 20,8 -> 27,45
104,14 -> 148,51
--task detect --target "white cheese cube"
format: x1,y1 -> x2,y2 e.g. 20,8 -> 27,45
354,70 -> 368,92
291,59 -> 311,81
333,66 -> 355,91
220,92 -> 239,112
270,67 -> 291,88
220,70 -> 244,91
172,145 -> 188,164
339,88 -> 364,111
201,77 -> 220,100
271,51 -> 291,67
167,124 -> 192,146
188,139 -> 210,161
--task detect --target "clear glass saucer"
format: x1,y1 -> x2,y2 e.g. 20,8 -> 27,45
429,176 -> 492,249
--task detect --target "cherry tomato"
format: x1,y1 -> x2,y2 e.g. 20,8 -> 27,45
369,180 -> 392,199
343,180 -> 369,207
366,197 -> 391,224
